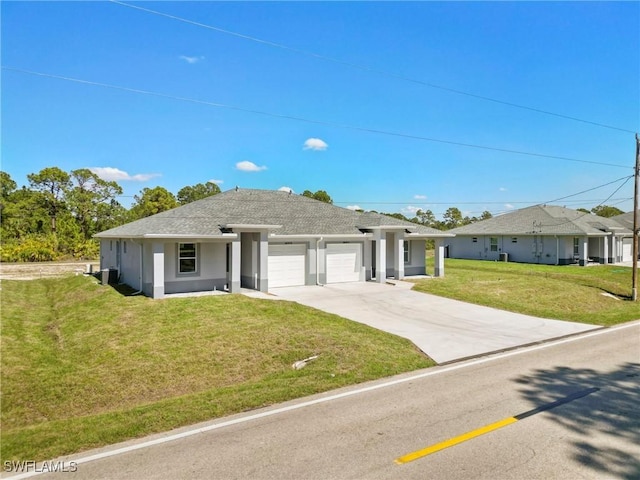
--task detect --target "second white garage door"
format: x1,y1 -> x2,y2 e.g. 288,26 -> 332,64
326,243 -> 362,283
268,244 -> 306,288
622,239 -> 633,262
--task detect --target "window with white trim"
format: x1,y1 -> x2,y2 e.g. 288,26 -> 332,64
573,237 -> 580,256
179,243 -> 198,274
403,240 -> 410,263
490,237 -> 498,252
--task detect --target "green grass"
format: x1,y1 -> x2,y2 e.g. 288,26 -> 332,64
413,259 -> 640,325
0,275 -> 433,462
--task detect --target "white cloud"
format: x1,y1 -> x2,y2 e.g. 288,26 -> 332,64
499,187 -> 508,192
505,204 -> 515,210
236,161 -> 267,172
90,167 -> 160,182
402,205 -> 420,215
208,179 -> 224,185
179,55 -> 205,64
346,205 -> 362,211
303,138 -> 328,151
278,186 -> 294,193
414,194 -> 427,200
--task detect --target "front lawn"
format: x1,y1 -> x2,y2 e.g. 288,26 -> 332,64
0,275 -> 433,463
415,259 -> 640,325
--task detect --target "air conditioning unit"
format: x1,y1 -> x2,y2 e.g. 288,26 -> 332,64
101,268 -> 118,285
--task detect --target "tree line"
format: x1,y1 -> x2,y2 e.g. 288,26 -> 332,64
378,207 -> 493,230
0,167 -> 339,262
0,167 -> 626,262
0,167 -> 223,262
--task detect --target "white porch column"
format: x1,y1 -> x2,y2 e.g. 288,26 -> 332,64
375,230 -> 387,283
152,242 -> 165,299
578,236 -> 588,266
364,239 -> 373,281
434,238 -> 445,277
601,236 -> 609,265
607,236 -> 614,264
258,231 -> 269,292
394,232 -> 405,280
229,237 -> 241,292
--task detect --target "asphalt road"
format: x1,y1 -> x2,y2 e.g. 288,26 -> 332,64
12,321 -> 640,480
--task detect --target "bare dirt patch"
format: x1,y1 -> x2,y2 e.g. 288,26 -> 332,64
0,262 -> 100,280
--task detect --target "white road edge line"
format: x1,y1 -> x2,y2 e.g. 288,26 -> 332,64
6,321 -> 639,479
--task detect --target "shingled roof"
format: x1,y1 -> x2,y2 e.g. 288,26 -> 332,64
611,211 -> 638,231
95,188 -> 450,238
449,205 -> 631,236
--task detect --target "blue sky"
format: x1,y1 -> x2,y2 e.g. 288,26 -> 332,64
2,1 -> 639,219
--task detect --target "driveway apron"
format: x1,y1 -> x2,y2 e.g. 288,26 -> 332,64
270,282 -> 598,363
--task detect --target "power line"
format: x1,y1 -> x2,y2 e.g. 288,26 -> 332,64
2,66 -> 632,170
110,0 -> 636,135
540,175 -> 634,206
536,175 -> 634,228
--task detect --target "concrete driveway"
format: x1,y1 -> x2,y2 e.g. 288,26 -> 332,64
270,281 -> 599,363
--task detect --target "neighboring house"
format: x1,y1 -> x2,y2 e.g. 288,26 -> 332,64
611,211 -> 637,231
446,205 -> 633,266
611,210 -> 639,259
95,188 -> 453,298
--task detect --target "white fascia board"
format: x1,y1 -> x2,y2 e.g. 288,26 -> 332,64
455,232 -> 610,237
142,234 -> 238,239
269,233 -> 373,239
223,224 -> 282,230
358,225 -> 417,231
406,232 -> 455,238
94,233 -> 143,239
95,233 -> 239,240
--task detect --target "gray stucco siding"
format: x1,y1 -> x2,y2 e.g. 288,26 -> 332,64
165,278 -> 228,294
163,241 -> 228,294
119,239 -> 141,290
450,234 -> 619,266
449,235 -> 567,265
100,239 -> 118,271
408,240 -> 426,274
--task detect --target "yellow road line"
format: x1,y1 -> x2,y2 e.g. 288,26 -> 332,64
394,417 -> 518,464
395,387 -> 600,465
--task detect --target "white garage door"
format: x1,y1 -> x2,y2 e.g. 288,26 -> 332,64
268,244 -> 306,288
326,243 -> 362,283
622,240 -> 633,262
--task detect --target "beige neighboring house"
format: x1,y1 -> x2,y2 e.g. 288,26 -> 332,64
447,205 -> 633,266
95,188 -> 453,298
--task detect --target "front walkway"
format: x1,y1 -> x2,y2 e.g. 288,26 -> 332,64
270,282 -> 599,363
164,287 -> 284,300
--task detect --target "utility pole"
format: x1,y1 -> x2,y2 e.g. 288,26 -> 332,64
633,133 -> 639,301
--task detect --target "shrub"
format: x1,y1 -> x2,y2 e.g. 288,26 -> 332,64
0,236 -> 59,262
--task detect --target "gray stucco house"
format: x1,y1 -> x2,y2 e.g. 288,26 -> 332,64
95,188 -> 452,298
446,205 -> 633,266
